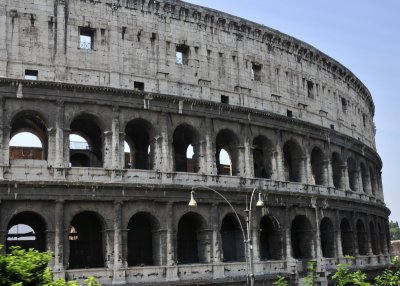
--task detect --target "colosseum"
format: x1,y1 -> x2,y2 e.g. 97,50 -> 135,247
0,0 -> 391,285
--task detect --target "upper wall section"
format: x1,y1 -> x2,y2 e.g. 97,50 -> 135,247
0,0 -> 376,149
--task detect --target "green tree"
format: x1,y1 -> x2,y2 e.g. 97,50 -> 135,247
0,246 -> 100,286
389,221 -> 400,241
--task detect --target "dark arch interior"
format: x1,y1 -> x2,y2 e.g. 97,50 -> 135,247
6,212 -> 46,252
283,140 -> 303,182
378,223 -> 385,254
311,147 -> 324,185
173,124 -> 199,173
69,211 -> 104,269
259,216 -> 282,260
70,114 -> 103,167
253,136 -> 273,179
332,152 -> 343,189
125,119 -> 154,170
360,163 -> 368,193
10,111 -> 48,160
221,214 -> 245,262
127,212 -> 156,266
340,218 -> 354,256
357,220 -> 368,255
369,222 -> 379,255
320,218 -> 334,258
369,166 -> 377,195
177,212 -> 207,264
216,129 -> 239,176
291,215 -> 313,259
347,158 -> 356,191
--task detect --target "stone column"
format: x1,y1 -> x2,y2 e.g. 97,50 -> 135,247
251,208 -> 261,262
112,201 -> 126,285
53,200 -> 65,272
342,164 -> 349,191
53,101 -> 66,179
103,130 -> 113,169
365,216 -> 373,255
355,169 -> 362,193
335,211 -> 343,258
165,202 -> 178,281
111,108 -> 121,170
352,212 -> 359,256
0,2 -> 7,75
63,129 -> 71,168
324,159 -> 333,187
284,207 -> 292,259
314,207 -> 322,260
243,135 -> 253,177
156,113 -> 172,172
304,150 -> 312,184
204,117 -> 216,175
55,0 -> 67,80
275,131 -> 285,181
0,201 -> 6,254
211,203 -> 221,262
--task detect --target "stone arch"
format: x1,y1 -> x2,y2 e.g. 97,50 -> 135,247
69,211 -> 105,269
216,129 -> 240,176
127,212 -> 160,266
259,215 -> 282,260
221,214 -> 245,262
70,113 -> 104,167
252,135 -> 274,179
310,146 -> 325,185
320,217 -> 335,258
356,219 -> 368,255
378,222 -> 385,254
125,118 -> 155,170
369,166 -> 377,195
6,211 -> 47,252
332,152 -> 343,189
10,110 -> 49,160
360,162 -> 368,193
340,218 -> 354,256
369,221 -> 379,255
177,212 -> 208,264
291,215 -> 313,259
173,123 -> 200,173
283,139 -> 304,182
347,157 -> 357,191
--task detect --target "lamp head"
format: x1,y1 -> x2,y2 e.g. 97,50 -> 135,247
256,191 -> 264,207
188,191 -> 197,207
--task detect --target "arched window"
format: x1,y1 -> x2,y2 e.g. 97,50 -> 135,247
127,212 -> 158,266
69,211 -> 104,269
253,136 -> 273,179
221,214 -> 245,262
320,218 -> 335,258
173,124 -> 200,173
332,152 -> 343,189
6,212 -> 46,252
10,111 -> 48,160
70,114 -> 103,167
124,119 -> 154,170
340,218 -> 354,256
360,163 -> 368,193
347,157 -> 356,191
291,215 -> 313,259
283,140 -> 304,182
369,222 -> 379,255
311,147 -> 324,185
259,216 -> 282,260
216,129 -> 239,176
177,212 -> 208,264
356,220 -> 368,255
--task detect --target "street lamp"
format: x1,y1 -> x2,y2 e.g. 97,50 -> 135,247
188,186 -> 264,286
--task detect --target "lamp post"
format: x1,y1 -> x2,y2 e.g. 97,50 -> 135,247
188,186 -> 264,286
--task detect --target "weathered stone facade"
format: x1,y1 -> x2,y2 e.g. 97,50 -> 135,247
0,0 -> 390,285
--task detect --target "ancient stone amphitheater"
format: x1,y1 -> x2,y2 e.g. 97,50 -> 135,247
0,0 -> 391,285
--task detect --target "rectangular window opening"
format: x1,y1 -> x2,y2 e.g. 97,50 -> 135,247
25,69 -> 38,80
341,98 -> 347,113
221,95 -> 229,104
330,124 -> 335,130
251,63 -> 262,81
79,27 -> 95,50
134,81 -> 144,91
176,44 -> 189,65
287,109 -> 293,118
307,80 -> 314,98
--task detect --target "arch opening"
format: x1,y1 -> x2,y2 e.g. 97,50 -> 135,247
283,140 -> 304,182
320,218 -> 335,258
69,211 -> 104,269
69,114 -> 103,167
253,136 -> 273,179
221,214 -> 245,262
125,119 -> 154,170
311,147 -> 324,185
347,157 -> 357,191
332,152 -> 343,189
173,124 -> 200,173
216,129 -> 239,176
369,166 -> 377,195
369,222 -> 379,255
340,218 -> 354,256
360,163 -> 368,193
177,212 -> 207,264
6,212 -> 46,253
356,220 -> 368,255
259,216 -> 282,260
291,215 -> 313,259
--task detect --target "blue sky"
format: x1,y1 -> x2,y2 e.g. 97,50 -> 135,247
184,0 -> 400,223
